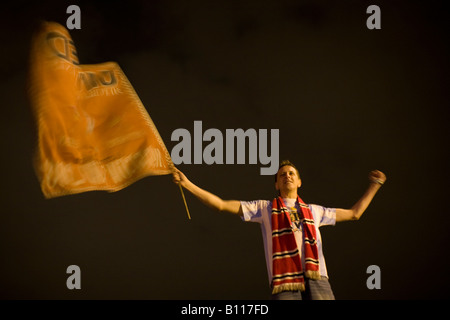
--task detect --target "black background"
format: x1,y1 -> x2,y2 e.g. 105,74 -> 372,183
0,0 -> 449,300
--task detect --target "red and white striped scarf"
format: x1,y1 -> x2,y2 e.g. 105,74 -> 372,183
271,196 -> 320,294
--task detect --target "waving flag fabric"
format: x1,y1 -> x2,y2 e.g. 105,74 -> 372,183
29,22 -> 173,198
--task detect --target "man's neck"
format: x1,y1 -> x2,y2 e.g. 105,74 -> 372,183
280,190 -> 298,199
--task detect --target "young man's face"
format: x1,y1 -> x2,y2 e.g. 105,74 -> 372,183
275,165 -> 301,193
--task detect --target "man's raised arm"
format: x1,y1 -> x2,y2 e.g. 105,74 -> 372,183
335,170 -> 387,222
172,168 -> 243,216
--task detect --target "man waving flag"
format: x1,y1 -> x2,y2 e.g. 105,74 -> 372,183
28,22 -> 174,199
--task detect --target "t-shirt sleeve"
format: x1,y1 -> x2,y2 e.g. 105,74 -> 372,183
309,204 -> 336,227
240,200 -> 271,224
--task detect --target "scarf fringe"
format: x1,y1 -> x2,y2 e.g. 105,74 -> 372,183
272,282 -> 306,295
305,270 -> 321,280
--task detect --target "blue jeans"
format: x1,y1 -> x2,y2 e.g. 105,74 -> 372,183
271,277 -> 335,300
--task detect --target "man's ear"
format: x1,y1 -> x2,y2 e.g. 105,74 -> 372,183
297,178 -> 302,189
275,181 -> 280,191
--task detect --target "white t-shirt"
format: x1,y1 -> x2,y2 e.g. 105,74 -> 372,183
240,198 -> 336,284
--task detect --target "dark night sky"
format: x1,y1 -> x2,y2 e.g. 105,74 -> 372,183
0,0 -> 449,300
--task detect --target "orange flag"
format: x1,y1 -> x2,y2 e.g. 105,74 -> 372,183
28,22 -> 174,199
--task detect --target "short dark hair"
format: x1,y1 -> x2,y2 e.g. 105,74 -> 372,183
275,160 -> 300,182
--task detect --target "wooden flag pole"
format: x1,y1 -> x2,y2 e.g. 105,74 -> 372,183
178,183 -> 191,220
171,165 -> 191,220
